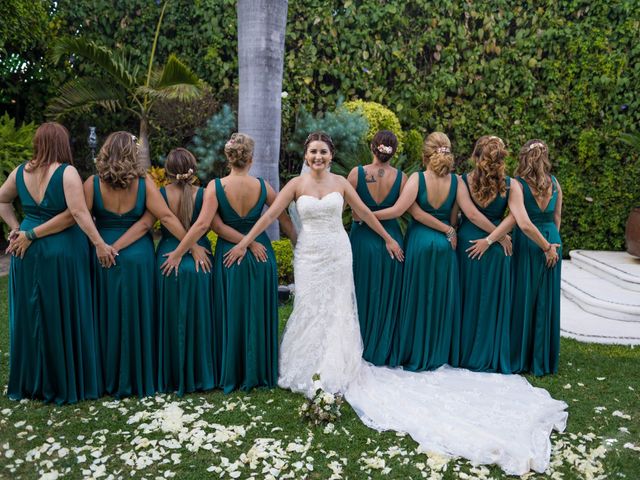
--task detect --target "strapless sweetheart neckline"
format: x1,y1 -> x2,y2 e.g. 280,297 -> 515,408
297,191 -> 343,202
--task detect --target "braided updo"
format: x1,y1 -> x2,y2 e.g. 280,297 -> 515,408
423,132 -> 454,176
224,133 -> 255,169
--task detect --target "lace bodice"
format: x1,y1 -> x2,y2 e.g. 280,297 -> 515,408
295,192 -> 345,233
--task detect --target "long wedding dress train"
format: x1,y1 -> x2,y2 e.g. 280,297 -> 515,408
279,192 -> 567,475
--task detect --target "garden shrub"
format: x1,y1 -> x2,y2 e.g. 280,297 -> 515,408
190,104 -> 236,183
343,100 -> 404,155
0,113 -> 36,184
272,239 -> 294,285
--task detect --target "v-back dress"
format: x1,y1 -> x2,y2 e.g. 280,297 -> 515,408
213,177 -> 279,393
454,174 -> 512,373
511,176 -> 562,375
156,186 -> 215,395
8,163 -> 99,404
349,165 -> 404,365
92,176 -> 156,398
390,172 -> 460,371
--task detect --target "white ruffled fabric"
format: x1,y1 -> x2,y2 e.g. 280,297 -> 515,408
278,192 -> 568,475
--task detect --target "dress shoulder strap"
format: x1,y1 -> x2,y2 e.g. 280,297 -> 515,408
135,176 -> 146,209
159,186 -> 168,204
92,175 -> 104,210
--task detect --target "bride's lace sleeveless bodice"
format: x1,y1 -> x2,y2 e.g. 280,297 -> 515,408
278,191 -> 568,475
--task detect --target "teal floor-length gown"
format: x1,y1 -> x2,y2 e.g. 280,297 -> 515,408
511,176 -> 562,375
350,165 -> 404,365
92,176 -> 156,398
8,164 -> 99,404
213,177 -> 279,393
454,174 -> 512,373
391,173 -> 459,371
156,187 -> 215,395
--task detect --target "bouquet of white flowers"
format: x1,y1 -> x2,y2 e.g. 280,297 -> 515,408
298,374 -> 344,426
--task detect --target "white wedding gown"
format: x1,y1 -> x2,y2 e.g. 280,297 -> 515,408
279,192 -> 568,475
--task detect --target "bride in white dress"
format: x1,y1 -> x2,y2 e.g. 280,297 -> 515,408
224,132 -> 568,475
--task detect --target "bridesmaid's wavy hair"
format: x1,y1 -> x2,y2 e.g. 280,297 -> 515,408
469,136 -> 507,207
423,132 -> 454,176
27,122 -> 74,172
515,139 -> 552,195
303,131 -> 335,157
224,132 -> 254,169
370,130 -> 398,163
165,148 -> 198,230
96,131 -> 145,189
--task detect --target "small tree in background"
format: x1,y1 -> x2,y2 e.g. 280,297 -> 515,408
189,105 -> 236,183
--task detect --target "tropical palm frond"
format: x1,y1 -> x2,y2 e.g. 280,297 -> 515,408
51,37 -> 138,89
154,54 -> 203,91
137,83 -> 204,103
46,77 -> 127,118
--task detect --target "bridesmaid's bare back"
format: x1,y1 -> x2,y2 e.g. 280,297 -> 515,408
163,183 -> 199,215
425,172 -> 452,209
220,176 -> 262,217
23,163 -> 62,205
98,177 -> 140,215
362,165 -> 400,204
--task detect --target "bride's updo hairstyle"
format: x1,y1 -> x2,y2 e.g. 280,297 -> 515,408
370,130 -> 398,163
96,131 -> 146,189
423,132 -> 454,177
303,131 -> 335,157
469,135 -> 508,207
224,132 -> 255,169
165,147 -> 198,230
515,139 -> 551,195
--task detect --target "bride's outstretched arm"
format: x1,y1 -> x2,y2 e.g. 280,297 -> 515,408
343,178 -> 404,262
223,178 -> 298,266
372,172 -> 419,220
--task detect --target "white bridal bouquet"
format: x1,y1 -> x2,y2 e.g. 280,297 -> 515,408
298,374 -> 344,426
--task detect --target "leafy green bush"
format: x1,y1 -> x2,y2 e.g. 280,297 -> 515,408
398,128 -> 424,174
0,113 -> 35,184
272,239 -> 294,285
343,100 -> 404,155
189,105 -> 236,183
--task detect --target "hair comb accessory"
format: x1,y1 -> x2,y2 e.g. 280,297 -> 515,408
377,144 -> 393,154
528,142 -> 546,151
436,146 -> 451,154
176,168 -> 194,181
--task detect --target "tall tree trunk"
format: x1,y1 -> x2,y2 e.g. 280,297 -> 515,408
237,0 -> 288,240
138,117 -> 151,169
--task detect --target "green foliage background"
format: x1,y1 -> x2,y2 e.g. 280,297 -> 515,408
2,0 -> 639,252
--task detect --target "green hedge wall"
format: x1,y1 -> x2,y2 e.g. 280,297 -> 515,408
20,0 -> 640,252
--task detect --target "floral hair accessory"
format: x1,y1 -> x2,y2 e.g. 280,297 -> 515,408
436,146 -> 451,154
377,144 -> 393,154
528,142 -> 546,151
176,168 -> 194,181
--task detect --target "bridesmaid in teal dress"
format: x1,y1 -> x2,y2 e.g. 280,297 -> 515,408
0,122 -> 116,404
511,140 -> 562,375
454,136 -> 514,372
374,132 -> 460,371
465,140 -> 561,375
155,148 -> 215,395
85,132 -> 189,398
347,130 -> 405,365
162,133 -> 296,393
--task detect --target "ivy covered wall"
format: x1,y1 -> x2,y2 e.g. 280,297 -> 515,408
4,0 -> 640,251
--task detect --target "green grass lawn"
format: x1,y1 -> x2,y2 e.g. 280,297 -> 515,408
0,275 -> 638,479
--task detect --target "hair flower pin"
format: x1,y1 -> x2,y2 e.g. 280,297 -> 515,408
436,146 -> 451,154
176,168 -> 194,181
528,142 -> 546,151
377,144 -> 393,154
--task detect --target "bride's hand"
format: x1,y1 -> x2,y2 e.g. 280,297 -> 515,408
385,238 -> 404,262
224,244 -> 247,267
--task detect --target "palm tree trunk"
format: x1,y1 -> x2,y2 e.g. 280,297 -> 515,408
237,0 -> 288,240
138,117 -> 151,169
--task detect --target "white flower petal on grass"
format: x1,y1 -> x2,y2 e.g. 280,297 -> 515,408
40,472 -> 59,480
624,443 -> 640,452
596,377 -> 606,381
619,427 -> 630,434
563,384 -> 571,389
5,449 -> 14,458
612,410 -> 631,420
578,382 -> 585,387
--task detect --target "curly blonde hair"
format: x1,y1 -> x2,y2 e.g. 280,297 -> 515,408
422,132 -> 454,176
96,131 -> 145,189
515,139 -> 551,195
224,132 -> 255,169
469,136 -> 507,207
